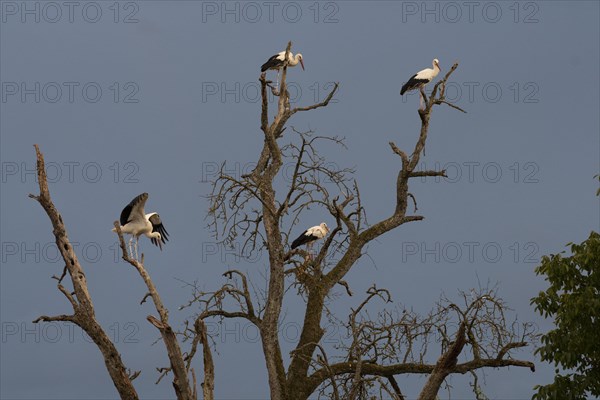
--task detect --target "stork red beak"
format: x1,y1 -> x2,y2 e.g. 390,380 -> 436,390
300,59 -> 305,71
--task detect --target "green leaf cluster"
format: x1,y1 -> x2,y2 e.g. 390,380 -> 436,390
531,231 -> 600,400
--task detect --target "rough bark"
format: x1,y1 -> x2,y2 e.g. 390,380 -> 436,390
286,65 -> 462,400
29,144 -> 139,400
418,322 -> 468,400
115,225 -> 197,400
31,144 -> 213,400
256,42 -> 292,400
249,42 -> 340,399
198,320 -> 215,400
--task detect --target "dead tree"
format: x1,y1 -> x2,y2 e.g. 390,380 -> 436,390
186,42 -> 535,399
30,144 -> 214,400
113,224 -> 200,400
311,286 -> 536,399
29,145 -> 139,400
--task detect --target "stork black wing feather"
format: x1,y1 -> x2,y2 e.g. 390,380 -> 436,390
156,224 -> 169,242
400,74 -> 418,95
401,75 -> 431,95
291,231 -> 318,249
120,193 -> 148,225
149,213 -> 169,246
261,54 -> 283,72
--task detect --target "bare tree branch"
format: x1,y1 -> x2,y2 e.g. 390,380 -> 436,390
29,145 -> 139,400
193,51 -> 533,400
115,223 -> 195,400
33,314 -> 76,323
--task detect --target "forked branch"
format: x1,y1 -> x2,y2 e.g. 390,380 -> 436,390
114,224 -> 196,400
29,145 -> 138,400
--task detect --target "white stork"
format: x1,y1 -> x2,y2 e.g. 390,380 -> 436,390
261,51 -> 305,90
112,193 -> 169,259
400,59 -> 441,109
291,222 -> 329,256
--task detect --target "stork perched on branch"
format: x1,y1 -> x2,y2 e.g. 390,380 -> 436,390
400,58 -> 441,109
112,193 -> 169,260
291,222 -> 329,258
261,50 -> 305,90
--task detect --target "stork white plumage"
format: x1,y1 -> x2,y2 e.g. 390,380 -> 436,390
112,193 -> 169,260
400,59 -> 441,109
261,51 -> 305,72
261,51 -> 305,90
291,222 -> 329,256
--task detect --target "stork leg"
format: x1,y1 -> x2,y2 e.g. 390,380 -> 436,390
135,237 -> 140,261
307,242 -> 314,260
128,237 -> 134,258
276,68 -> 281,92
419,90 -> 425,153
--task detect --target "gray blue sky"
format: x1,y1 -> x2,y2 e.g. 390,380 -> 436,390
1,1 -> 599,399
